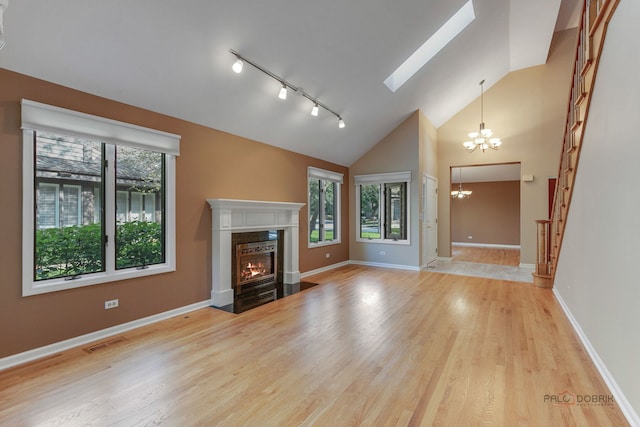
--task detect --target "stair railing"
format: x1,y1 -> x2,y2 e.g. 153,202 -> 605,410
534,0 -> 620,288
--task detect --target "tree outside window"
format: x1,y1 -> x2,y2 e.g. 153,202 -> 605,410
355,172 -> 410,244
308,167 -> 342,246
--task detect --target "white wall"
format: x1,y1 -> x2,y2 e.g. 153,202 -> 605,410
554,0 -> 640,423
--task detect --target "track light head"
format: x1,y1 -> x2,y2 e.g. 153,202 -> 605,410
311,104 -> 319,117
232,59 -> 243,73
278,85 -> 287,100
338,117 -> 345,129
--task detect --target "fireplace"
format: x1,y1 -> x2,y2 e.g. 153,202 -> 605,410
207,199 -> 305,310
236,241 -> 277,288
231,232 -> 282,313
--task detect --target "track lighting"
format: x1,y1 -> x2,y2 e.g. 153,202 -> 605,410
278,84 -> 287,100
232,59 -> 243,73
229,49 -> 345,129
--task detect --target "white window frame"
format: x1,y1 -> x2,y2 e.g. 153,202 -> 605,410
22,99 -> 180,296
354,171 -> 411,245
307,166 -> 343,248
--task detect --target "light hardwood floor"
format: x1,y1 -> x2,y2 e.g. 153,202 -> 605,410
452,245 -> 520,266
0,266 -> 628,426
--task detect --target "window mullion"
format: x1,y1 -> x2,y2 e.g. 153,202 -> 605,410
319,180 -> 325,242
381,185 -> 386,239
104,144 -> 116,274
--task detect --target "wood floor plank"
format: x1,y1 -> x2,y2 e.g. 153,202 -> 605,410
0,265 -> 629,426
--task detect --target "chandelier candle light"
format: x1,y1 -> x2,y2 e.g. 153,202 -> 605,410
463,80 -> 501,153
230,49 -> 345,129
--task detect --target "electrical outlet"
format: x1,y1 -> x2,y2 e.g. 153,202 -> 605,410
325,253 -> 330,258
380,251 -> 386,256
104,299 -> 119,310
468,235 -> 473,240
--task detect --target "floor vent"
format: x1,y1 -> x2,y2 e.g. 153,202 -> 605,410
83,336 -> 128,354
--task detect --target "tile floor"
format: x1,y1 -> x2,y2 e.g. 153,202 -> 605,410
426,258 -> 534,283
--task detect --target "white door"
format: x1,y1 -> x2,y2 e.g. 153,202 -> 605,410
422,175 -> 438,267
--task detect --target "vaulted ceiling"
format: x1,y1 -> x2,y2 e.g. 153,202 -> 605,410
0,0 -> 580,166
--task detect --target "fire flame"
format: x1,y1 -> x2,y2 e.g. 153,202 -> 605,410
241,262 -> 267,280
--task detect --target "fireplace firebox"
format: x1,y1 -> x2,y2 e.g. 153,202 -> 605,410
236,241 -> 277,290
231,231 -> 282,313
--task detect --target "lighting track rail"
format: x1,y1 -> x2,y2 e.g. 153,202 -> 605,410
229,49 -> 345,128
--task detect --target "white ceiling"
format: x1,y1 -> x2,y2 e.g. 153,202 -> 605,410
0,0 -> 580,166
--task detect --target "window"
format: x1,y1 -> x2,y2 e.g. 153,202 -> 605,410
308,167 -> 343,247
355,171 -> 411,244
22,99 -> 180,296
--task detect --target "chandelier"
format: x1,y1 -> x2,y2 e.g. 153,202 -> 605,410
451,168 -> 472,199
463,80 -> 502,153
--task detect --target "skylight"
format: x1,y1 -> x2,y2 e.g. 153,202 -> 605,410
383,0 -> 476,92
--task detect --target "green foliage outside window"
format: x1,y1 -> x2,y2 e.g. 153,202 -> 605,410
35,221 -> 163,280
116,221 -> 164,269
35,223 -> 103,280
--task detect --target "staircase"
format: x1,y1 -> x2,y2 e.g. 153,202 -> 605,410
533,0 -> 620,288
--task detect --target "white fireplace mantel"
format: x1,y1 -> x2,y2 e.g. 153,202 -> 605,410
207,199 -> 305,307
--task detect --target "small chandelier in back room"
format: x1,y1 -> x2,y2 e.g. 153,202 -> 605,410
463,80 -> 502,153
451,167 -> 472,199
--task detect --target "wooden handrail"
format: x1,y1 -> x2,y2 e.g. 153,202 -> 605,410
535,0 -> 620,287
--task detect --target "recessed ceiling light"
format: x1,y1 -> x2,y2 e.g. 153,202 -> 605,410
383,0 -> 475,92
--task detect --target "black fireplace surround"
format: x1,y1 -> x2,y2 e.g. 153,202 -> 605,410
231,230 -> 283,313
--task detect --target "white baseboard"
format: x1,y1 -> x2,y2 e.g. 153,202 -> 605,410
452,242 -> 521,249
349,260 -> 420,271
519,263 -> 535,269
301,261 -> 350,278
437,256 -> 453,261
0,300 -> 212,372
553,288 -> 640,427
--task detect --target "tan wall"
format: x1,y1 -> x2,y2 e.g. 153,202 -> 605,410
437,28 -> 577,264
0,69 -> 349,358
451,180 -> 520,245
349,112 -> 420,267
419,111 -> 439,266
419,111 -> 438,178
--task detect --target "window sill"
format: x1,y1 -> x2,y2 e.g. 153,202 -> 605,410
308,240 -> 342,249
355,238 -> 411,246
23,264 -> 176,296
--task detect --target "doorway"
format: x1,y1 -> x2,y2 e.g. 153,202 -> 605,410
450,163 -> 521,267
